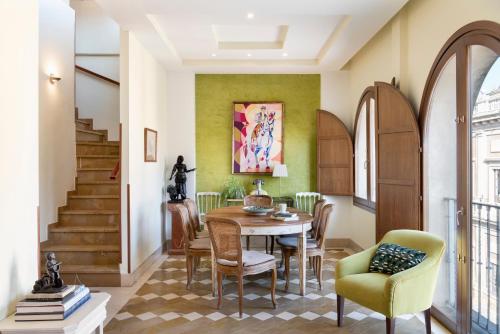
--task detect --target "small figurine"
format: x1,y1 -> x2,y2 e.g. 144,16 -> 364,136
32,252 -> 67,293
250,179 -> 268,195
168,155 -> 196,202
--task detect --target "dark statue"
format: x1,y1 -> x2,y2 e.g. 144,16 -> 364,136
168,155 -> 195,202
32,252 -> 67,293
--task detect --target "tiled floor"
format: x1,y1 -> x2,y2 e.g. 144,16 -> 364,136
103,249 -> 451,333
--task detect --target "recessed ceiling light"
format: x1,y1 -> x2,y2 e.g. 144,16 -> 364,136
282,52 -> 288,57
211,53 -> 217,57
247,53 -> 252,57
247,12 -> 254,19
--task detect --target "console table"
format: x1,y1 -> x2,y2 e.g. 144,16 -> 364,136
167,202 -> 186,255
0,292 -> 110,334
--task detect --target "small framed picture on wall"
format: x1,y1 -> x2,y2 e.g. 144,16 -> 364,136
144,128 -> 157,162
232,102 -> 284,174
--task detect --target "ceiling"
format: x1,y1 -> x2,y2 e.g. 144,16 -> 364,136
95,0 -> 409,72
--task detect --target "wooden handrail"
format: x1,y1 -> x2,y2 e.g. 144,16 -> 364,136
75,65 -> 120,86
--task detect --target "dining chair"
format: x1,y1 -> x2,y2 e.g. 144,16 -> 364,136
273,198 -> 327,260
206,217 -> 277,317
196,192 -> 221,222
277,203 -> 334,291
335,230 -> 445,334
183,198 -> 209,239
175,204 -> 212,289
295,192 -> 321,215
243,195 -> 273,252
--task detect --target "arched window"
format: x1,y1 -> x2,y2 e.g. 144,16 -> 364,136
419,21 -> 500,334
353,87 -> 376,211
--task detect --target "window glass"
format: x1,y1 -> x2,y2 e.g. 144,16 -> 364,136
369,97 -> 376,202
355,102 -> 368,200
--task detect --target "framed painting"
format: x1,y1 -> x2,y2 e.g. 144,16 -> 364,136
232,102 -> 284,174
144,128 -> 157,162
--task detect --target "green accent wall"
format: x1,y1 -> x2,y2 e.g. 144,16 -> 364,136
195,74 -> 320,198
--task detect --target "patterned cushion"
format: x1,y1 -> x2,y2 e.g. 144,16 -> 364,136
217,250 -> 275,267
369,243 -> 426,275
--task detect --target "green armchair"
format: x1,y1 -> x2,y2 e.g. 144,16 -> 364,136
335,229 -> 445,334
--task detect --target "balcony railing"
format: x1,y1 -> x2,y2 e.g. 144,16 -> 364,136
471,202 -> 499,334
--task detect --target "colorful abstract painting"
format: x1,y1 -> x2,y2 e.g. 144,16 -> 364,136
232,102 -> 284,174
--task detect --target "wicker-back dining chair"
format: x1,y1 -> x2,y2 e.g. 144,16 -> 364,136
243,195 -> 273,251
206,218 -> 277,317
183,198 -> 209,239
176,204 -> 212,289
277,203 -> 334,290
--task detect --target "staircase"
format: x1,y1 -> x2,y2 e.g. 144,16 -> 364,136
41,116 -> 121,286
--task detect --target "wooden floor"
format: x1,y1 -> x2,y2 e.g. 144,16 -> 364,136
105,249 -> 433,333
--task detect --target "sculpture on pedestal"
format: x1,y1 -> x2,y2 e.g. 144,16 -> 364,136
168,155 -> 196,202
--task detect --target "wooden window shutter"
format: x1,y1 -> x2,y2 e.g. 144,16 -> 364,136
317,109 -> 353,196
375,82 -> 421,241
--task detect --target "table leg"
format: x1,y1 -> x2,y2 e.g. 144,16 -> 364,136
298,226 -> 307,296
211,241 -> 217,296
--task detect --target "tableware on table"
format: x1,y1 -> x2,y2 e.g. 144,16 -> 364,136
242,206 -> 275,216
279,203 -> 287,213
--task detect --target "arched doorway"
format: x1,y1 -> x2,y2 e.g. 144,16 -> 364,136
420,21 -> 500,334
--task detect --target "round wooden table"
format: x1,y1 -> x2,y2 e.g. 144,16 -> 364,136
206,206 -> 313,296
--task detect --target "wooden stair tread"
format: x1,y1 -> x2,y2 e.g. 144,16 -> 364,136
76,129 -> 105,136
41,243 -> 120,252
49,225 -> 118,232
77,141 -> 119,146
75,119 -> 91,125
76,155 -> 119,158
77,167 -> 113,171
69,195 -> 119,199
60,264 -> 119,274
77,180 -> 118,185
59,209 -> 119,215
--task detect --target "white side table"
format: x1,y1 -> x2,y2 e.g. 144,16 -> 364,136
0,292 -> 110,334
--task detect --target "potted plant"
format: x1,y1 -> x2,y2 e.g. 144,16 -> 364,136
221,176 -> 246,205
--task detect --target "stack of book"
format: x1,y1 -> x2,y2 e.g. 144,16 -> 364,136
15,285 -> 90,321
271,211 -> 299,221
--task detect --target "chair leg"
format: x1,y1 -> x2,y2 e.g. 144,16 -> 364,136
284,252 -> 291,291
424,308 -> 431,334
238,275 -> 244,318
246,236 -> 250,250
317,256 -> 323,290
271,268 -> 277,309
217,271 -> 223,310
270,236 -> 275,255
386,317 -> 395,334
337,295 -> 344,327
186,255 -> 192,289
265,236 -> 269,254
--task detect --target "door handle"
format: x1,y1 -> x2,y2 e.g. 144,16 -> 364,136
456,207 -> 464,226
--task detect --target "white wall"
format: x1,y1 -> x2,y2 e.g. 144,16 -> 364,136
0,0 -> 39,319
164,72 -> 196,239
38,0 -> 76,242
320,71 -> 376,249
121,32 -> 168,273
71,0 -> 120,140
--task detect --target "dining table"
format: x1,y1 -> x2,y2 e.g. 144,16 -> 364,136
206,206 -> 313,296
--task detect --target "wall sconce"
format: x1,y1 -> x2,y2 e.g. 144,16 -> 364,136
49,74 -> 61,84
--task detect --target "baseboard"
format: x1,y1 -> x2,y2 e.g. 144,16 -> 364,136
325,238 -> 364,252
120,243 -> 165,287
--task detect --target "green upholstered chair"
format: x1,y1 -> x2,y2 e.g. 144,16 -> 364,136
335,229 -> 445,334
